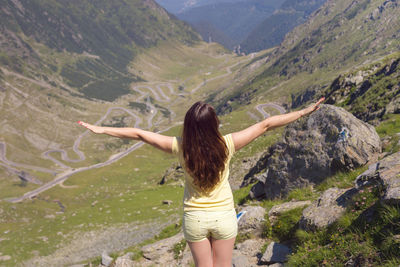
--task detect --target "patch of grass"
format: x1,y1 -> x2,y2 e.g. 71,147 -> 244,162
154,222 -> 182,241
316,166 -> 368,193
271,207 -> 304,242
376,114 -> 400,154
287,186 -> 318,201
233,183 -> 253,205
287,183 -> 400,266
235,232 -> 255,244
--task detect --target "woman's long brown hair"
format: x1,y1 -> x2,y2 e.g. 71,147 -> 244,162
182,102 -> 228,191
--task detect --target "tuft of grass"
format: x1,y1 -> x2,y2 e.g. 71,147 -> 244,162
270,207 -> 304,242
287,186 -> 318,201
235,232 -> 255,244
172,239 -> 186,260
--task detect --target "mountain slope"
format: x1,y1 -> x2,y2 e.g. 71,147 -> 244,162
214,0 -> 400,113
155,0 -> 246,14
240,0 -> 327,53
176,0 -> 282,49
0,0 -> 200,101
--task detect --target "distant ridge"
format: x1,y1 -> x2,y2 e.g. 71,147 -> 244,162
176,0 -> 282,49
0,0 -> 200,101
240,0 -> 327,53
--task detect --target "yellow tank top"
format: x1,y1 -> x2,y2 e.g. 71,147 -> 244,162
172,134 -> 235,211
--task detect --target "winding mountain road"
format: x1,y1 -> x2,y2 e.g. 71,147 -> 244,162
3,54 -> 271,203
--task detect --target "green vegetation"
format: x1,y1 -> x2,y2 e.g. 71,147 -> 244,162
255,166 -> 400,266
154,104 -> 171,118
271,207 -> 304,241
129,102 -> 150,113
316,167 -> 368,193
376,114 -> 400,155
173,239 -> 187,260
1,0 -> 200,101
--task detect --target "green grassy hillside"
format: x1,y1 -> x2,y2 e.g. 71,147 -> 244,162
214,0 -> 400,114
0,0 -> 200,101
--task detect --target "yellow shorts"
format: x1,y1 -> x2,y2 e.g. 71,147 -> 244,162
182,209 -> 238,242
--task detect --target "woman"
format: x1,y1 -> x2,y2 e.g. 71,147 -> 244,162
78,98 -> 324,267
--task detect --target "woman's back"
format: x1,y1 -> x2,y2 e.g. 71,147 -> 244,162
172,133 -> 236,211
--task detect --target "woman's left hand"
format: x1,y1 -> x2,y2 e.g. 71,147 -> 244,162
78,121 -> 105,134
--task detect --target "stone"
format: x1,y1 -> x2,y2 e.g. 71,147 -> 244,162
237,206 -> 266,236
120,252 -> 133,260
355,152 -> 400,204
101,251 -> 113,267
0,255 -> 11,261
235,238 -> 264,257
141,232 -> 184,263
232,253 -> 250,267
249,172 -> 268,199
268,200 -> 311,223
162,200 -> 173,205
114,257 -> 135,267
245,104 -> 381,200
299,187 -> 358,230
260,242 -> 291,264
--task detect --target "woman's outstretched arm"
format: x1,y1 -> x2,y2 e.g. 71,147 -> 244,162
78,122 -> 174,153
232,98 -> 324,151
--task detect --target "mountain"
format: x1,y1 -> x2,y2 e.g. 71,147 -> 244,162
215,0 -> 400,113
241,0 -> 327,53
0,0 -> 200,101
176,0 -> 283,49
155,0 -> 246,14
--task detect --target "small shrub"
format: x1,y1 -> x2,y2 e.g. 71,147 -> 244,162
271,207 -> 304,241
172,239 -> 186,260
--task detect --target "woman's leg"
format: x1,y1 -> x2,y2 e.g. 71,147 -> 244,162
187,238 -> 213,267
211,237 -> 236,267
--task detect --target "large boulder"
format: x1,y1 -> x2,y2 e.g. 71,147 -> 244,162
246,104 -> 381,199
355,151 -> 400,204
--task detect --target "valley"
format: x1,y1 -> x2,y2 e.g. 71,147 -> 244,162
0,0 -> 399,266
0,40 -> 285,265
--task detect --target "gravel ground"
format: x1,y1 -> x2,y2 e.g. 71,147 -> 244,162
21,216 -> 180,267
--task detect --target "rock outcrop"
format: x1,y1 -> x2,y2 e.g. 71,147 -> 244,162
299,187 -> 357,231
141,232 -> 184,264
245,104 -> 381,200
355,151 -> 400,204
159,163 -> 184,185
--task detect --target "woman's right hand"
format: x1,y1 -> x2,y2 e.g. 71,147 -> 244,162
78,121 -> 105,134
300,97 -> 325,117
